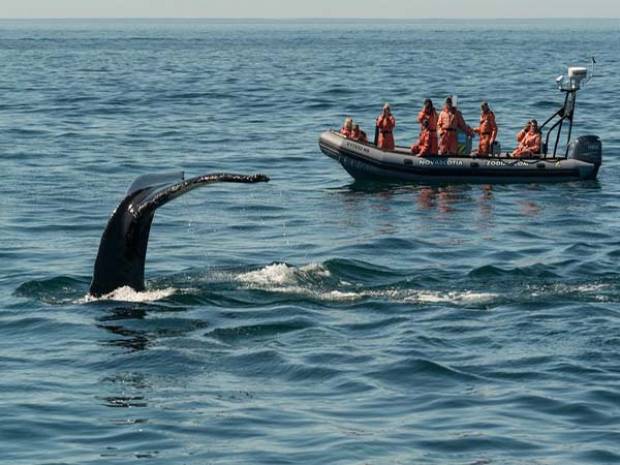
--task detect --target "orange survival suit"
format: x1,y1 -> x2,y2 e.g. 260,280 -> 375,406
417,106 -> 438,155
512,128 -> 542,158
411,121 -> 433,156
473,108 -> 497,156
437,104 -> 471,155
376,113 -> 396,151
351,127 -> 368,143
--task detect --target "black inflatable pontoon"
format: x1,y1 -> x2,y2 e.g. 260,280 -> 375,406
319,64 -> 602,183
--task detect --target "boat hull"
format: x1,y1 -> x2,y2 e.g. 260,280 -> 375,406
319,131 -> 599,183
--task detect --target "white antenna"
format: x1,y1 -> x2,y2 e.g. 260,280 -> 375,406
583,56 -> 596,87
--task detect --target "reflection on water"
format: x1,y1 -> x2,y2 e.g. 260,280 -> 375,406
98,315 -> 153,412
99,326 -> 152,352
520,200 -> 542,217
101,395 -> 148,408
415,185 -> 474,214
338,182 -> 545,231
416,187 -> 435,210
476,185 -> 495,228
97,306 -> 151,352
332,181 -> 505,240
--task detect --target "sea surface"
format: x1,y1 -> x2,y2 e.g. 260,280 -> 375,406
1,19 -> 620,465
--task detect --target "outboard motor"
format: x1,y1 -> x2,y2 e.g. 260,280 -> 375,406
567,135 -> 602,166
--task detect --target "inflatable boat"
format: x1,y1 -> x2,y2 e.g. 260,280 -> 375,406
319,64 -> 602,183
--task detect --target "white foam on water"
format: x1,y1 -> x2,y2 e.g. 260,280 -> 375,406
300,263 -> 332,278
243,284 -> 362,302
236,264 -> 497,305
550,283 -> 609,294
379,289 -> 497,305
319,290 -> 361,301
573,283 -> 608,293
529,282 -> 611,300
79,286 -> 177,303
237,262 -> 331,286
236,263 -> 360,302
237,263 -> 298,286
353,289 -> 497,305
560,283 -> 611,302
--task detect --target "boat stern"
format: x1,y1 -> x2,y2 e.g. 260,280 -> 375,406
567,135 -> 602,178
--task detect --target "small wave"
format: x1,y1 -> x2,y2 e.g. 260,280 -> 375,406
54,95 -> 98,104
79,286 -> 176,303
7,128 -> 50,136
237,262 -> 331,286
404,290 -> 497,304
264,286 -> 362,302
363,289 -> 497,305
533,99 -> 558,108
14,276 -> 87,304
162,92 -> 211,100
322,87 -> 356,96
235,263 -> 496,305
526,282 -> 612,302
469,263 -> 560,279
207,320 -> 313,343
236,263 -> 363,302
572,284 -> 609,293
369,358 -> 483,387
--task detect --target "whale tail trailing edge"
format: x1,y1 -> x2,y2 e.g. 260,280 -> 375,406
89,172 -> 269,298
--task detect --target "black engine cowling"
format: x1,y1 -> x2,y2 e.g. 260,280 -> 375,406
567,135 -> 602,166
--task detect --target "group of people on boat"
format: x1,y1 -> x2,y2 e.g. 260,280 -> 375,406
340,97 -> 543,158
339,117 -> 369,143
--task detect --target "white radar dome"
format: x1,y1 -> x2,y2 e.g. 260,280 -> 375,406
568,67 -> 588,89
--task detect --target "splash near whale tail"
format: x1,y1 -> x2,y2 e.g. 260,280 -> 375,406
89,171 -> 269,298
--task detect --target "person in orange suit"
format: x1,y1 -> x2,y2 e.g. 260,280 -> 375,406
512,119 -> 542,158
376,103 -> 396,151
340,117 -> 353,138
411,118 -> 433,157
473,101 -> 498,157
516,120 -> 531,145
417,98 -> 438,154
437,97 -> 473,155
351,124 -> 368,143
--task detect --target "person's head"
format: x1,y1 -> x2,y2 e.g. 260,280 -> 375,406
481,101 -> 490,113
424,98 -> 433,110
530,119 -> 539,132
383,103 -> 391,115
344,117 -> 353,130
445,96 -> 453,109
353,123 -> 360,132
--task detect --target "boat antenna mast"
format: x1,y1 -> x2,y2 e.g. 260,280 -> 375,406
539,57 -> 595,158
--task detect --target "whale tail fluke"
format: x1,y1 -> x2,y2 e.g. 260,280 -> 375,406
89,171 -> 269,298
134,173 -> 270,218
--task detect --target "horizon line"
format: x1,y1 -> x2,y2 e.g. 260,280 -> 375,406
1,16 -> 618,20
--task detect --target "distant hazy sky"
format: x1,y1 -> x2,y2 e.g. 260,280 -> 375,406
1,0 -> 618,18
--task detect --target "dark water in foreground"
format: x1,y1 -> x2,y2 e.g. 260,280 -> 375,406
2,19 -> 620,465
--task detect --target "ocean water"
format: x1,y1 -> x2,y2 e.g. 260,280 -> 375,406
1,18 -> 620,465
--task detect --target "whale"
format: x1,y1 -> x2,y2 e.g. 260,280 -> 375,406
89,171 -> 269,297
